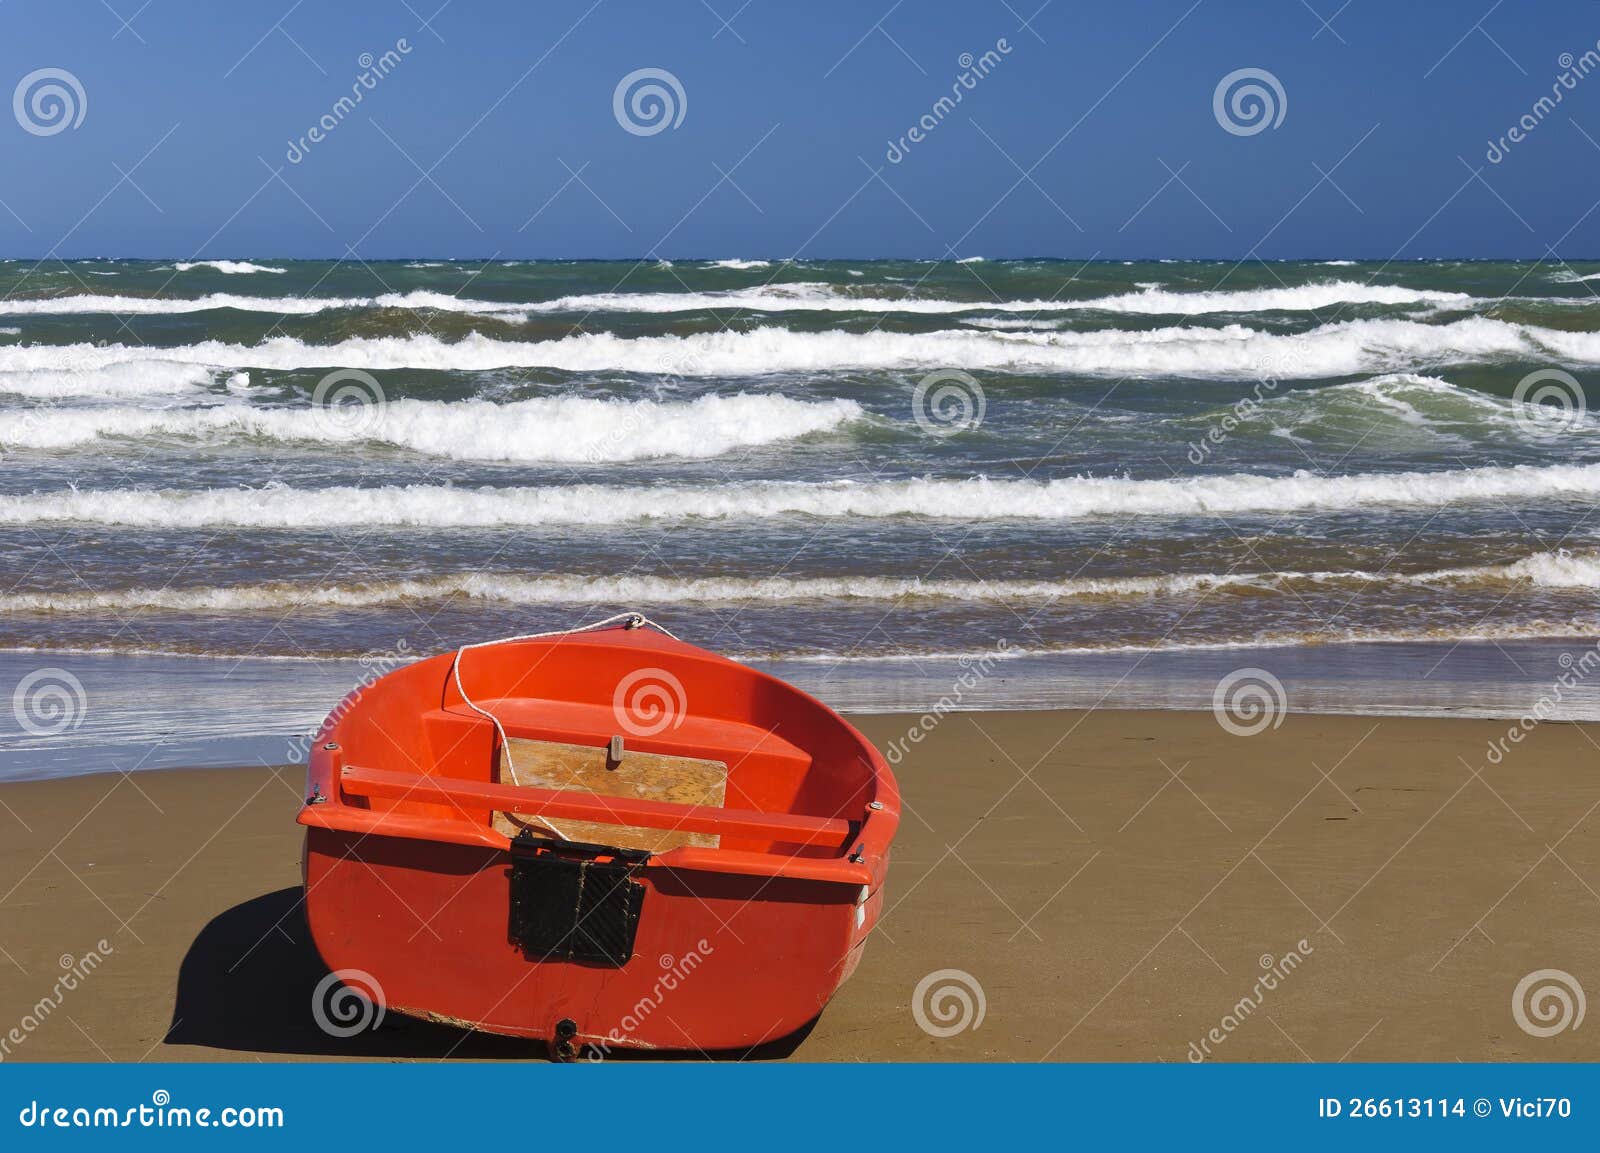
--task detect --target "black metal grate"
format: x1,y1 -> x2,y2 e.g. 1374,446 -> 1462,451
508,833 -> 647,966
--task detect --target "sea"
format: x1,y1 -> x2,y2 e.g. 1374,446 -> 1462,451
2,256 -> 1599,777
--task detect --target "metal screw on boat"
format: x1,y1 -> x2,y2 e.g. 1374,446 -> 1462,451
323,742 -> 339,751
867,801 -> 884,810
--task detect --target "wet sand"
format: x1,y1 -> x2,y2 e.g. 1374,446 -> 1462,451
1,708 -> 1597,1061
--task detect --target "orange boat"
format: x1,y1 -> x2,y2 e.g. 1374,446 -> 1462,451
297,615 -> 898,1057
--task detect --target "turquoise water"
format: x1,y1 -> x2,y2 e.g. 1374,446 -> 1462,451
0,257 -> 1597,691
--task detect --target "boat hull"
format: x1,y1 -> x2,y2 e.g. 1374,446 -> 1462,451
305,827 -> 884,1052
297,624 -> 897,1055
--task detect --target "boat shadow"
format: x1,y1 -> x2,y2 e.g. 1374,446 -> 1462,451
167,887 -> 813,1061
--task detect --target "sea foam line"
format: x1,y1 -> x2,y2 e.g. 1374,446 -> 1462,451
3,552 -> 1597,614
0,315 -> 1590,379
0,289 -> 531,318
0,279 -> 1476,318
7,460 -> 1600,528
169,260 -> 286,275
0,363 -> 238,399
7,623 -> 1600,673
0,393 -> 864,462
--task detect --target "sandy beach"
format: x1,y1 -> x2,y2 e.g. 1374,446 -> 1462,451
1,707 -> 1596,1062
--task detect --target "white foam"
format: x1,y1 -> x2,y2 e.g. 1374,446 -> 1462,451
0,362 -> 216,399
961,317 -> 1064,330
1548,269 -> 1600,283
0,279 -> 1479,319
1490,549 -> 1600,587
0,315 -> 1580,379
170,261 -> 287,275
0,292 -> 343,317
0,393 -> 863,461
1076,281 -> 1471,314
5,551 -> 1594,615
0,289 -> 531,318
10,460 -> 1600,528
1340,372 -> 1475,405
1251,373 -> 1584,441
707,259 -> 772,269
519,279 -> 1472,317
0,571 -> 1231,613
0,327 -> 18,336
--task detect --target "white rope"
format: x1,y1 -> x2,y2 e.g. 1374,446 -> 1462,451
449,612 -> 681,842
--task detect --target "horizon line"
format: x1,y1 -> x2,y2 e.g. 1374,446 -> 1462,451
4,255 -> 1599,264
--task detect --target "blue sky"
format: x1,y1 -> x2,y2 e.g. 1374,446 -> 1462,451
2,0 -> 1599,259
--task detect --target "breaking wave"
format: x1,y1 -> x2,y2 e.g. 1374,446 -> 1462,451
0,279 -> 1477,319
4,551 -> 1597,614
1235,373 -> 1600,441
8,460 -> 1600,528
0,289 -> 532,318
0,393 -> 863,461
1,315 -> 1593,378
0,363 -> 235,399
170,260 -> 286,275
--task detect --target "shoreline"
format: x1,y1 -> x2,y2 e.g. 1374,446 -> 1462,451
1,708 -> 1596,1061
4,637 -> 1598,782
